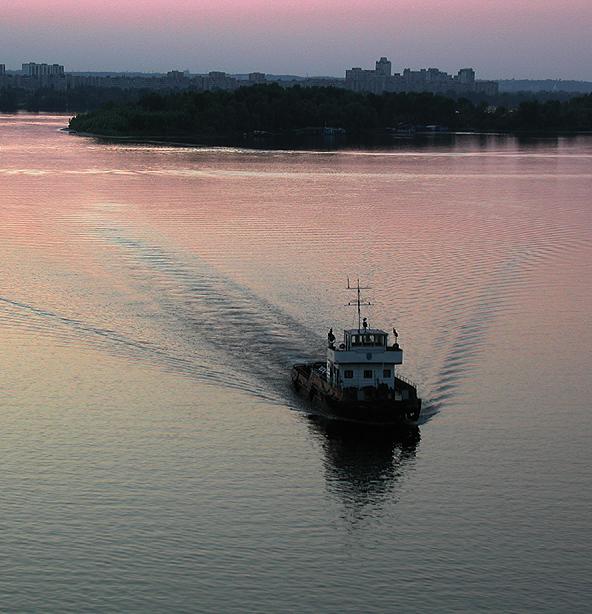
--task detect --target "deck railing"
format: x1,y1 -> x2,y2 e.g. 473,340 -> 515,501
396,372 -> 418,389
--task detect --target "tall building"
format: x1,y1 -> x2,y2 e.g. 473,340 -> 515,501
457,68 -> 476,85
0,64 -> 5,76
206,71 -> 238,91
166,70 -> 186,82
345,66 -> 387,94
22,62 -> 65,78
375,57 -> 392,77
345,57 -> 497,96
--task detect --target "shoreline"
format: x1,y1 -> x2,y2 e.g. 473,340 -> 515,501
65,128 -> 236,148
65,128 -> 592,151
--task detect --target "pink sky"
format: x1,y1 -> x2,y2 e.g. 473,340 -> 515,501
2,0 -> 591,79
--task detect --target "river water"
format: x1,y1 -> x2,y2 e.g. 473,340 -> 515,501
1,114 -> 591,612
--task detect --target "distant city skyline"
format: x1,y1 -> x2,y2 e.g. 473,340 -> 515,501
1,58 -> 503,98
2,0 -> 591,80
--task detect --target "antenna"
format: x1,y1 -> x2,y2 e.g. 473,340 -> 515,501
346,277 -> 371,332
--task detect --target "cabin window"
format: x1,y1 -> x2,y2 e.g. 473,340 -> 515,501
363,370 -> 373,379
344,370 -> 354,379
383,369 -> 391,378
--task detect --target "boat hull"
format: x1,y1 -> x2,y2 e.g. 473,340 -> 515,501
291,363 -> 421,426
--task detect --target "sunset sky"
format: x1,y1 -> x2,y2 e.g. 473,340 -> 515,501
2,0 -> 591,79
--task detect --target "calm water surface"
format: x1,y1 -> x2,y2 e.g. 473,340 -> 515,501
1,115 -> 591,612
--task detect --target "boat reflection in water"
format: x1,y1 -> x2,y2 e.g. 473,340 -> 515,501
307,416 -> 420,520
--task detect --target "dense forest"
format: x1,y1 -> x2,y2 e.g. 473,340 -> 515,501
67,85 -> 592,142
3,84 -> 591,140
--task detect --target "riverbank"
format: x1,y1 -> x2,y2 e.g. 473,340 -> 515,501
67,85 -> 592,145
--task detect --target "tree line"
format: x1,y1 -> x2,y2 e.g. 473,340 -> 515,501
2,84 -> 590,137
68,85 -> 592,140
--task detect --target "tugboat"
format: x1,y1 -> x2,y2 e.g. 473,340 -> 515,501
291,279 -> 421,426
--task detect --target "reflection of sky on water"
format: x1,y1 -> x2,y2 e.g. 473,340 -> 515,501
1,115 -> 591,612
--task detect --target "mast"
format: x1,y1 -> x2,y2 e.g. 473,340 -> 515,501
346,277 -> 371,332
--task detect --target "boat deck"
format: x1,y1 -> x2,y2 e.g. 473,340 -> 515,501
292,362 -> 419,401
